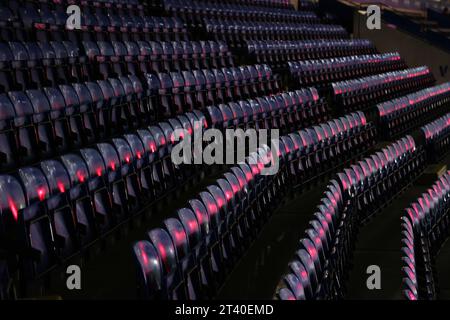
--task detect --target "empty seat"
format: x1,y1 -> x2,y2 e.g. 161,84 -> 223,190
39,160 -> 79,259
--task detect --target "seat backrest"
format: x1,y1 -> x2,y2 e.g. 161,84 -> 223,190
206,184 -> 228,219
289,259 -> 313,299
0,175 -> 26,228
40,160 -> 70,195
8,91 -> 34,121
284,273 -> 305,300
96,143 -> 121,174
177,208 -> 202,249
296,248 -> 318,291
148,228 -> 178,275
112,138 -> 134,168
9,42 -> 28,62
188,199 -> 211,238
72,84 -> 93,108
124,134 -> 146,166
199,191 -> 221,230
18,166 -> 50,210
60,153 -> 89,186
132,240 -> 163,298
79,148 -> 106,179
277,287 -> 296,300
84,82 -> 105,107
26,89 -> 51,115
23,43 -> 44,61
0,94 -> 16,122
164,218 -> 189,263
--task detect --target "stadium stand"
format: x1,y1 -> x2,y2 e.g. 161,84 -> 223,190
0,0 -> 450,302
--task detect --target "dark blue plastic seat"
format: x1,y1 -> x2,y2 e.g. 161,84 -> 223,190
39,160 -> 78,259
147,228 -> 186,299
132,240 -> 164,299
96,143 -> 128,221
17,167 -> 56,278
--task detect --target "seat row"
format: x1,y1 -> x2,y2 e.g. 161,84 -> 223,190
26,0 -> 148,12
130,110 -> 376,300
288,52 -> 406,89
0,109 -> 208,298
378,82 -> 450,139
246,39 -> 377,70
283,111 -> 377,189
421,112 -> 450,162
205,87 -> 329,135
275,176 -> 352,300
332,66 -> 435,113
0,75 -> 155,171
164,0 -> 318,25
276,135 -> 426,300
82,40 -> 234,77
0,40 -> 86,92
0,2 -> 188,43
188,0 -> 295,9
204,19 -> 348,49
402,171 -> 450,300
0,39 -> 234,92
145,64 -> 281,117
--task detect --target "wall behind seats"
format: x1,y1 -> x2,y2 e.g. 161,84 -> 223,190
354,11 -> 450,84
291,0 -> 299,9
